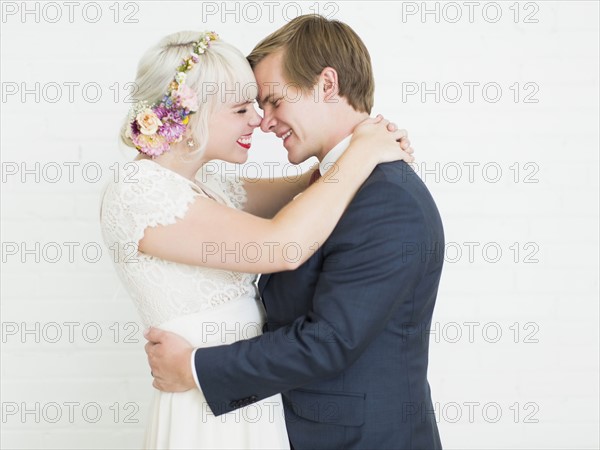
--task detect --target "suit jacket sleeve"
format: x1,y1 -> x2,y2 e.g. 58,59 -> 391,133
195,179 -> 432,416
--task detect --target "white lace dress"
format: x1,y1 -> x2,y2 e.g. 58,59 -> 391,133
100,159 -> 289,449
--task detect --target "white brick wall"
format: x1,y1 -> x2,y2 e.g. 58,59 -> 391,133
1,1 -> 598,448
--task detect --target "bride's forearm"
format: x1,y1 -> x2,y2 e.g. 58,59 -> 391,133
242,170 -> 313,218
268,146 -> 378,268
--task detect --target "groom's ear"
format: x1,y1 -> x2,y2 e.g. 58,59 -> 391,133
320,67 -> 339,102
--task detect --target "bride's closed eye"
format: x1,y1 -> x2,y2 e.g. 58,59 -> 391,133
235,100 -> 256,114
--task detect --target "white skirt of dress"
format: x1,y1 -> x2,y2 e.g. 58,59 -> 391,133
143,296 -> 290,449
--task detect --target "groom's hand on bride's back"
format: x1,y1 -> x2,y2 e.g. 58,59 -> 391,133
144,328 -> 196,392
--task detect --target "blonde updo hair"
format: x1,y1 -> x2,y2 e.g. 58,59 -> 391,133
120,31 -> 257,158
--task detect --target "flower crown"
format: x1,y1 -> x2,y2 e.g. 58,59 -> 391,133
127,31 -> 219,157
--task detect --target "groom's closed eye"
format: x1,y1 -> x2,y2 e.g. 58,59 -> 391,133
258,93 -> 281,110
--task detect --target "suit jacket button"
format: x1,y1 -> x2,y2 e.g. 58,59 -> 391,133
250,395 -> 258,402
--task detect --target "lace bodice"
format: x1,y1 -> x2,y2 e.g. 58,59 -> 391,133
100,159 -> 258,328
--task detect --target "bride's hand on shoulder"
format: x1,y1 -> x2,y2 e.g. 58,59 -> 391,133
351,114 -> 415,165
386,119 -> 414,158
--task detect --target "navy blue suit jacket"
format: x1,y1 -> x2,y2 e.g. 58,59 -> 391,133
196,161 -> 444,449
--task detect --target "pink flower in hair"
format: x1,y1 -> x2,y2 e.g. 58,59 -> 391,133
175,84 -> 199,112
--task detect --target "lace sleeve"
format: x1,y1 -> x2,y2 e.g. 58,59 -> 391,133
195,167 -> 248,210
221,176 -> 247,210
100,161 -> 201,248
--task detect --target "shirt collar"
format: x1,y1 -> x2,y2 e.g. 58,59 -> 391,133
319,134 -> 353,176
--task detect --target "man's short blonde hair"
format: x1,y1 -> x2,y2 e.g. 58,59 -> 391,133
247,15 -> 374,113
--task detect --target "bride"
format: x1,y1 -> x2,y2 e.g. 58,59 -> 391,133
100,30 -> 413,449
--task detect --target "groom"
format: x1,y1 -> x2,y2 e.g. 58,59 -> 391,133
146,15 -> 444,449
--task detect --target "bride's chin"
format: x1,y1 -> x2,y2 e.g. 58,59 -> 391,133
222,155 -> 247,165
235,153 -> 249,164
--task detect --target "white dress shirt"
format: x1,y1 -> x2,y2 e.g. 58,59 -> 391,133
318,134 -> 353,176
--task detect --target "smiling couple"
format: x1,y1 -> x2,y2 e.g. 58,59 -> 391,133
101,14 -> 443,450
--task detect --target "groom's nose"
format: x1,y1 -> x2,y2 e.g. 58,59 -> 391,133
260,111 -> 277,133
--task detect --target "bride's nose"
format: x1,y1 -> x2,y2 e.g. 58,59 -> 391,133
249,109 -> 262,128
